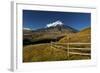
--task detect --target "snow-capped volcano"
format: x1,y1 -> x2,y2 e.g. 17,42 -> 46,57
46,20 -> 63,28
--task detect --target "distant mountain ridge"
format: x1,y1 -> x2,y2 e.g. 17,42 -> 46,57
24,20 -> 78,33
32,24 -> 78,33
31,20 -> 78,33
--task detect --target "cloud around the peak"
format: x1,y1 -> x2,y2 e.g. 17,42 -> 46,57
46,20 -> 63,27
23,27 -> 31,30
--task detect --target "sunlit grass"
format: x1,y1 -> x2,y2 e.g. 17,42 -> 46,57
23,44 -> 69,62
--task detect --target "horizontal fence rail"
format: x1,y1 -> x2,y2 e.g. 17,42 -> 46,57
69,52 -> 90,56
52,42 -> 91,45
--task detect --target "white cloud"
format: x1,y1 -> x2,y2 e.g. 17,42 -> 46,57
46,20 -> 63,27
23,27 -> 31,30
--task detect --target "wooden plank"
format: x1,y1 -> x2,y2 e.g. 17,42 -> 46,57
69,52 -> 90,56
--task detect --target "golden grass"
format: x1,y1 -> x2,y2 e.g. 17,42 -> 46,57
23,44 -> 69,62
59,27 -> 91,43
69,44 -> 91,48
69,54 -> 90,60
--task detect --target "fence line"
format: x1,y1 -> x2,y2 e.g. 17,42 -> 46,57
50,42 -> 91,59
53,42 -> 91,45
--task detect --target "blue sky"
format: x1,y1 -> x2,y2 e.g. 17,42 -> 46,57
23,10 -> 91,31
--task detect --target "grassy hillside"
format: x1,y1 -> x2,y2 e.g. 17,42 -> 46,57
59,27 -> 91,43
23,43 -> 68,62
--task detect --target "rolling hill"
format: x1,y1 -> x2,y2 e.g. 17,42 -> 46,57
59,27 -> 91,43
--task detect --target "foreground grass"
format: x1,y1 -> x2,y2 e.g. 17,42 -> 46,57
69,54 -> 90,60
23,43 -> 69,62
23,43 -> 90,62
